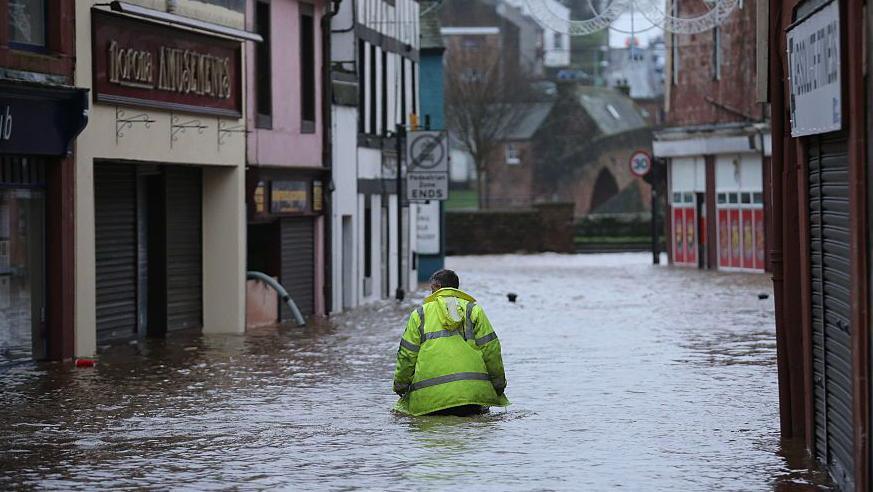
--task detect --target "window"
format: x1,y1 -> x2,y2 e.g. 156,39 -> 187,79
553,32 -> 562,50
358,40 -> 366,134
411,62 -> 417,120
369,44 -> 377,134
400,57 -> 407,127
712,27 -> 721,80
505,143 -> 521,165
9,0 -> 46,50
300,4 -> 316,132
670,1 -> 679,86
753,192 -> 764,204
381,49 -> 388,135
364,196 -> 372,278
255,0 -> 272,128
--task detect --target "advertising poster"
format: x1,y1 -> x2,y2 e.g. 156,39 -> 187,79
719,209 -> 730,268
742,210 -> 754,269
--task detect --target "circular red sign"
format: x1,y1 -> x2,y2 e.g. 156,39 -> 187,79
629,150 -> 653,178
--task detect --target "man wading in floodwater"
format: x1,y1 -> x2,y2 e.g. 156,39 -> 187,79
393,270 -> 509,416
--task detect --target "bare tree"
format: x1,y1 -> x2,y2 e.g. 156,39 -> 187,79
445,47 -> 532,209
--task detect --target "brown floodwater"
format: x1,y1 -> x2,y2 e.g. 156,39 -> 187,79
0,254 -> 832,490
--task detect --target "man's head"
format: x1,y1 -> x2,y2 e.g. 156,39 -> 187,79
430,269 -> 460,293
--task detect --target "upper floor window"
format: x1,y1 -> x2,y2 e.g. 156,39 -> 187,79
712,27 -> 722,81
505,143 -> 521,165
255,0 -> 272,128
553,32 -> 562,50
300,3 -> 316,132
9,0 -> 46,50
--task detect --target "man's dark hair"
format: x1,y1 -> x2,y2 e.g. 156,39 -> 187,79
430,269 -> 460,289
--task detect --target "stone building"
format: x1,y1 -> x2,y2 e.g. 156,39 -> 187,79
482,85 -> 652,217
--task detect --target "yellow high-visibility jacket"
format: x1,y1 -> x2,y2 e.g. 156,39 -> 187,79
393,288 -> 509,416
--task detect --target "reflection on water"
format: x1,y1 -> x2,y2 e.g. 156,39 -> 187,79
0,253 -> 831,490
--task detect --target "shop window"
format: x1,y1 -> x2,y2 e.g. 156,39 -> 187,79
728,193 -> 739,204
717,193 -> 727,204
255,0 -> 272,128
300,4 -> 316,132
741,192 -> 752,204
753,192 -> 764,204
683,192 -> 694,204
9,0 -> 46,50
673,192 -> 682,204
505,143 -> 521,165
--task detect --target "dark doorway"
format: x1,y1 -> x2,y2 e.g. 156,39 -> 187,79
696,192 -> 706,269
590,167 -> 619,212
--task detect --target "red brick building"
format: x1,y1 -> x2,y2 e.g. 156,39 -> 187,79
482,85 -> 652,217
0,1 -> 88,363
654,0 -> 770,272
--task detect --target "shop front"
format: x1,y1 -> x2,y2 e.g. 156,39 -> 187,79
767,0 -> 870,489
656,125 -> 770,272
75,3 -> 255,356
246,169 -> 326,323
0,82 -> 88,363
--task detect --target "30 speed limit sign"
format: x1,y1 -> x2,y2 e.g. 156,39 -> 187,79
629,150 -> 653,178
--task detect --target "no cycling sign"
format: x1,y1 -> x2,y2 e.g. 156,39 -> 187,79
407,131 -> 449,201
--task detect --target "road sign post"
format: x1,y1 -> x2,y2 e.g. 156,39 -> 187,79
629,150 -> 659,264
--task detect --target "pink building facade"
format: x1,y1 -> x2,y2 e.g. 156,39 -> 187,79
245,0 -> 329,324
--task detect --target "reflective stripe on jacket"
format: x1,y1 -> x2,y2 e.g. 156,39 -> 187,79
393,288 -> 509,416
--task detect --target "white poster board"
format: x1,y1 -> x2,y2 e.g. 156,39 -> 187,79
415,201 -> 441,255
787,1 -> 842,137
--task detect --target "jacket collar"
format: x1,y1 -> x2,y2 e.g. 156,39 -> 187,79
424,287 -> 476,304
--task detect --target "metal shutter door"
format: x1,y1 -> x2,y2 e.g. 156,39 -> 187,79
165,167 -> 202,331
808,132 -> 854,491
280,218 -> 315,320
95,164 -> 137,341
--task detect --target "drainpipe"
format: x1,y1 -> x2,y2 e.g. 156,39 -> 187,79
321,0 -> 342,315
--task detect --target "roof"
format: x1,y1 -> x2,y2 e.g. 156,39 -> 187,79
497,102 -> 555,140
420,1 -> 445,50
575,86 -> 648,136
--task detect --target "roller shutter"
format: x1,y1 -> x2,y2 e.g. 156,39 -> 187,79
808,131 -> 854,491
95,164 -> 137,341
280,217 -> 315,321
165,167 -> 202,331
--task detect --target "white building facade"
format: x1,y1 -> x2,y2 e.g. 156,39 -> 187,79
330,0 -> 421,311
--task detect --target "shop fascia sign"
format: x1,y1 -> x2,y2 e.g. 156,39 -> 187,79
92,10 -> 242,118
0,85 -> 89,156
787,0 -> 841,137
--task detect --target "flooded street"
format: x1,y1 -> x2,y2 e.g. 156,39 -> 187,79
0,254 -> 828,490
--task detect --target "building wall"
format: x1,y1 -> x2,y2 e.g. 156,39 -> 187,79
245,0 -> 324,167
485,141 -> 535,209
667,0 -> 762,126
419,51 -> 445,131
74,1 -> 248,357
331,105 -> 360,311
